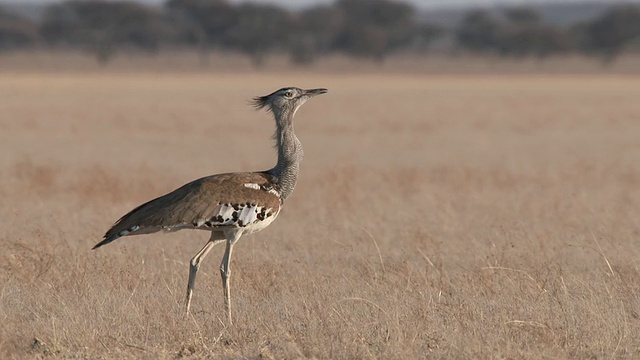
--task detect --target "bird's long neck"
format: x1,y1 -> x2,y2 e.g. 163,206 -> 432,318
269,111 -> 303,201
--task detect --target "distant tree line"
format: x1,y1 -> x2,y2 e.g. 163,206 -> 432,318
0,0 -> 639,66
455,5 -> 640,64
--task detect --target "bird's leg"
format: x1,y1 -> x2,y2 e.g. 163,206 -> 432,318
186,233 -> 223,315
220,230 -> 242,325
220,240 -> 235,324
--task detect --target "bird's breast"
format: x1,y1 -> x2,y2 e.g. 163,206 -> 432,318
190,201 -> 280,234
241,207 -> 280,235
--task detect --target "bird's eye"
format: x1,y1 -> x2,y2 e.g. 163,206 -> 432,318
284,91 -> 293,98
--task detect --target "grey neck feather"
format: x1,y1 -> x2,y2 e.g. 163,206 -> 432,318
268,107 -> 303,201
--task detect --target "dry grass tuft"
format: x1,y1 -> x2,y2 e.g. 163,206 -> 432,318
1,70 -> 639,358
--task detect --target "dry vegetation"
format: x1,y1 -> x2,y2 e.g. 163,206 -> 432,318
1,65 -> 640,359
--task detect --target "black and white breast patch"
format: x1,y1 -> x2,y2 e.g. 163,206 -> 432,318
193,202 -> 277,232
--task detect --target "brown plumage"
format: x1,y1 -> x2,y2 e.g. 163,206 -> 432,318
93,87 -> 327,324
94,172 -> 281,248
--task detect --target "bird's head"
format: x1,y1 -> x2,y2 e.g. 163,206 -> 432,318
253,87 -> 327,119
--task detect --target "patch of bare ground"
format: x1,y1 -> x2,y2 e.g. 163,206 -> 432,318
1,70 -> 639,358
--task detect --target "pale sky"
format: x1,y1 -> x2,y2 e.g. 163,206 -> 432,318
3,0 -> 639,10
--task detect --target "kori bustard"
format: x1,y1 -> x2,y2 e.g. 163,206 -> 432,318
93,87 -> 327,324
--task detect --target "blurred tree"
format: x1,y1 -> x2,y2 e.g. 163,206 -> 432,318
165,0 -> 237,64
41,0 -> 172,64
224,3 -> 291,67
498,7 -> 569,59
504,7 -> 541,25
332,0 -> 427,62
457,7 -> 569,60
409,23 -> 443,53
0,7 -> 39,51
579,4 -> 640,64
288,5 -> 344,65
499,25 -> 569,59
456,10 -> 501,53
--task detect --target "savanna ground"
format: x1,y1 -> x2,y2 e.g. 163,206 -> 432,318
1,54 -> 640,358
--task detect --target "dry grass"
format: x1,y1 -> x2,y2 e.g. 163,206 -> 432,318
1,68 -> 640,359
2,50 -> 640,74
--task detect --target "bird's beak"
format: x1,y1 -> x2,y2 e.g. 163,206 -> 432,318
304,88 -> 328,97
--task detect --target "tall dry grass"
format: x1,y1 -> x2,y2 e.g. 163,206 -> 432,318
1,70 -> 639,359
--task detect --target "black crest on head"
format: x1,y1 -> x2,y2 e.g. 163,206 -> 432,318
252,95 -> 269,110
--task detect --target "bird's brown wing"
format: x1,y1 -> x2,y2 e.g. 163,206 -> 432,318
93,172 -> 281,249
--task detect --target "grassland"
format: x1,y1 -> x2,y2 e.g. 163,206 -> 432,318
1,68 -> 639,359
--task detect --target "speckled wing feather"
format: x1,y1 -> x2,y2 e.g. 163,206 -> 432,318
93,172 -> 281,249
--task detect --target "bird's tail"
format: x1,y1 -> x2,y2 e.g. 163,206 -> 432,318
92,224 -> 141,249
92,201 -> 153,250
92,177 -> 200,250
